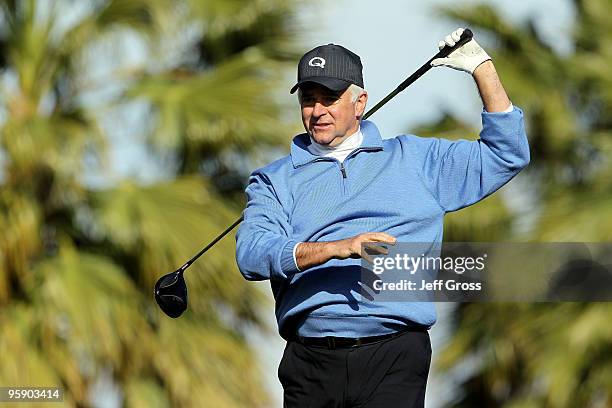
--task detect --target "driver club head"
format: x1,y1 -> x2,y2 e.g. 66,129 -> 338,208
154,269 -> 188,318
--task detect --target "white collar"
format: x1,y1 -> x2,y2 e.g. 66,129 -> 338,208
307,127 -> 363,162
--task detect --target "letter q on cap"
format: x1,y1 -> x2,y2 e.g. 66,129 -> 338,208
308,57 -> 326,68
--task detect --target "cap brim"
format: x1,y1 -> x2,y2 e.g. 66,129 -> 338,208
290,77 -> 352,94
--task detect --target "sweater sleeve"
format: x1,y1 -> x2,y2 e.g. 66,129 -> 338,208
235,170 -> 300,281
419,106 -> 530,212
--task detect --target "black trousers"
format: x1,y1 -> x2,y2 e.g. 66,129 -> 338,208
278,329 -> 432,407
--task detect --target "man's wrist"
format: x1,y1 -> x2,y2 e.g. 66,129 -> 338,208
472,59 -> 495,78
327,240 -> 344,260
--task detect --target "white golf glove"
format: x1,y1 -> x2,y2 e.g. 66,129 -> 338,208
431,28 -> 491,74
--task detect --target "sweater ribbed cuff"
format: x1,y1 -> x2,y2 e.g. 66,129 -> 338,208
278,239 -> 301,280
293,242 -> 302,272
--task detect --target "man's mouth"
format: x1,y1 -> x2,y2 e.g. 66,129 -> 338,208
313,123 -> 332,130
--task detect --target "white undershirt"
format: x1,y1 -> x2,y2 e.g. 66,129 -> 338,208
500,103 -> 514,113
307,127 -> 364,163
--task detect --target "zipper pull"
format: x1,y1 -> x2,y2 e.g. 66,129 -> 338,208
340,163 -> 347,178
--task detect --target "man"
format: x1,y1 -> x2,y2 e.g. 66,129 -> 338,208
236,28 -> 529,407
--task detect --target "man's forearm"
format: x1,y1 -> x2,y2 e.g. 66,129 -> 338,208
295,241 -> 340,271
293,232 -> 396,272
473,60 -> 512,112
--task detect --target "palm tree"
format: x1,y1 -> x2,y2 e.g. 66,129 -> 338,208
0,0 -> 301,406
412,0 -> 612,406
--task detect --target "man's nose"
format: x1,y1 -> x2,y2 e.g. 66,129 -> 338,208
312,101 -> 327,117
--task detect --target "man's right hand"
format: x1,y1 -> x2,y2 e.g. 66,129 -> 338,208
295,232 -> 397,271
334,232 -> 397,263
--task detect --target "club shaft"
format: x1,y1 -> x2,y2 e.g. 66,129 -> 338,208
180,216 -> 244,271
178,29 -> 473,272
364,29 -> 473,120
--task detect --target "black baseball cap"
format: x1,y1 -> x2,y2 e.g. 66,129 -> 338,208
290,44 -> 364,94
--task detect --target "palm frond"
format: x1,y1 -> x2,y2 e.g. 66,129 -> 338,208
126,51 -> 294,154
86,176 -> 267,324
0,192 -> 40,304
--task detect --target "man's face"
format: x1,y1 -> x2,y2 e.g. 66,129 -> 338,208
299,83 -> 367,147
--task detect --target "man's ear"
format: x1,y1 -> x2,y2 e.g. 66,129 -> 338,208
355,91 -> 368,118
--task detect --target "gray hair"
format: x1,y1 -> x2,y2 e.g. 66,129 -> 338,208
348,84 -> 365,103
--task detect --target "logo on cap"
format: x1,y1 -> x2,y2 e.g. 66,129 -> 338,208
308,57 -> 326,69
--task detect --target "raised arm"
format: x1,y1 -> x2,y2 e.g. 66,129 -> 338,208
473,61 -> 511,113
419,28 -> 530,212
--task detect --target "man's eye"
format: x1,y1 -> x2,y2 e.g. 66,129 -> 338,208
300,94 -> 339,106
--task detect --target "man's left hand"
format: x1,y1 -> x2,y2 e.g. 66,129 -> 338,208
431,28 -> 491,74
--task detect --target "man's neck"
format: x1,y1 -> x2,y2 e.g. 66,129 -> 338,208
312,122 -> 361,149
310,126 -> 361,151
307,127 -> 363,163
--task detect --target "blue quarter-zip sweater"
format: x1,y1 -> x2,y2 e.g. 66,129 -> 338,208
236,107 -> 530,340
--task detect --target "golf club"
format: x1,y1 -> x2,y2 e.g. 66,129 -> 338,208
154,29 -> 474,318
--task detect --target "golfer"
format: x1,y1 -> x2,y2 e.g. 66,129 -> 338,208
236,28 -> 529,407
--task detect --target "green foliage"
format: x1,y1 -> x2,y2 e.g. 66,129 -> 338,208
125,0 -> 301,176
438,303 -> 612,408
127,55 -> 290,156
0,0 -> 299,405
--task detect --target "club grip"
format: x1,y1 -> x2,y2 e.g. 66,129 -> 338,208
436,28 -> 473,58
